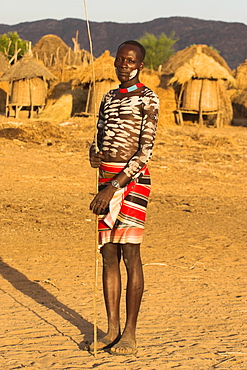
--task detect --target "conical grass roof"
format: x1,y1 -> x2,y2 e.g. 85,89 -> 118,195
81,50 -> 118,83
33,34 -> 92,66
162,44 -> 232,75
169,51 -> 235,85
0,55 -> 56,81
33,34 -> 71,61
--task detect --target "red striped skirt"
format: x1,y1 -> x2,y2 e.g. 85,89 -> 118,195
98,162 -> 151,248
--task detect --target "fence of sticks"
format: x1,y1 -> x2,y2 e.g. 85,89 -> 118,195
32,33 -> 91,68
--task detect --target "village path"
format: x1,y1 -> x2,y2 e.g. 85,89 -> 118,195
0,119 -> 246,369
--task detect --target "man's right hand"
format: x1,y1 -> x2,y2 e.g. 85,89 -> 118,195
90,151 -> 105,168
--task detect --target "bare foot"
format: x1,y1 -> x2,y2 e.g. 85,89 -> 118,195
110,338 -> 137,355
88,334 -> 121,352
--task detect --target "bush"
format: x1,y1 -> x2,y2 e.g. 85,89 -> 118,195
137,32 -> 178,70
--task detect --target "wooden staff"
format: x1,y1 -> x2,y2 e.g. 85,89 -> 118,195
83,0 -> 99,358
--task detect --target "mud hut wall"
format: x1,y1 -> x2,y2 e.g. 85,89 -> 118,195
201,80 -> 218,111
30,78 -> 47,105
11,77 -> 47,106
182,79 -> 218,111
0,81 -> 8,113
182,79 -> 201,111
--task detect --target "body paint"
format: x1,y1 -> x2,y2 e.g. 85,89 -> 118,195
129,69 -> 138,80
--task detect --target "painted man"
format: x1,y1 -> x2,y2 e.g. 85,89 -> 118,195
89,40 -> 159,355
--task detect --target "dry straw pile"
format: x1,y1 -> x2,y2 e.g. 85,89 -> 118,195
37,82 -> 88,122
234,60 -> 247,90
231,60 -> 247,119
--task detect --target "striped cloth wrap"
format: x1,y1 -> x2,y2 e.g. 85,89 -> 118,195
98,162 -> 151,248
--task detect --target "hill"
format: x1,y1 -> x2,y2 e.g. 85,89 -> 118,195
0,17 -> 246,69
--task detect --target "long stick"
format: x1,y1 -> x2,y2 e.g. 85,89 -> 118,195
83,0 -> 99,358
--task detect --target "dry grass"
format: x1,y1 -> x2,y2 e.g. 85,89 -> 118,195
234,60 -> 247,90
0,56 -> 56,81
80,50 -> 118,83
162,44 -> 232,75
169,52 -> 235,85
0,120 -> 66,143
0,52 -> 9,74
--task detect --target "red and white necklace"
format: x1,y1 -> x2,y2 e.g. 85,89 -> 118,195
119,83 -> 145,93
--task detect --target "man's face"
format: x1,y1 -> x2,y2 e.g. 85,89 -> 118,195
114,44 -> 144,83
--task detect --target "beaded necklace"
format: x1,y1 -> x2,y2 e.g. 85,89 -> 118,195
119,83 -> 145,93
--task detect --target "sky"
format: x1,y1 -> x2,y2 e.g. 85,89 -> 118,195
1,0 -> 247,26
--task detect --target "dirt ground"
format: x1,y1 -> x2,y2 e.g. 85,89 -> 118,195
0,116 -> 246,370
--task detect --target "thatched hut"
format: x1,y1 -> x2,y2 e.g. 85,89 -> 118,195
0,55 -> 56,118
33,35 -> 70,67
231,60 -> 247,119
161,45 -> 235,127
0,52 -> 9,74
33,34 -> 91,67
80,50 -> 118,114
0,52 -> 9,113
140,68 -> 177,126
234,59 -> 247,90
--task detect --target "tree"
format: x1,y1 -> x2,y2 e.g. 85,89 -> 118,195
0,32 -> 28,60
137,32 -> 178,70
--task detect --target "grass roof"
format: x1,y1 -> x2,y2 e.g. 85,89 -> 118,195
234,60 -> 247,90
80,50 -> 118,83
33,34 -> 91,66
0,52 -> 9,74
33,34 -> 71,60
169,51 -> 235,85
162,44 -> 232,75
0,55 -> 56,81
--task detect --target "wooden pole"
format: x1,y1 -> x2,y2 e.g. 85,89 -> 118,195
68,48 -> 71,66
9,48 -> 21,65
14,42 -> 18,63
5,82 -> 10,117
29,79 -> 32,118
198,79 -> 204,127
61,56 -> 66,82
83,0 -> 99,358
85,83 -> 91,113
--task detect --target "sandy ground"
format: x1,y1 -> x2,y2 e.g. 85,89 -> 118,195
0,117 -> 246,370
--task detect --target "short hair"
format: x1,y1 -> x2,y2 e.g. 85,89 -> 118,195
117,40 -> 146,61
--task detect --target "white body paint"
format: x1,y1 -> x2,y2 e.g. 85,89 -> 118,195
97,87 -> 159,178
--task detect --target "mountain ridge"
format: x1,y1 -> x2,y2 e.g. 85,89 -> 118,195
0,17 -> 246,69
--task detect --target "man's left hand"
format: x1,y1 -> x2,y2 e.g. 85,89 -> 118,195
90,186 -> 116,215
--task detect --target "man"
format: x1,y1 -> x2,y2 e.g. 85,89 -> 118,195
89,40 -> 159,355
